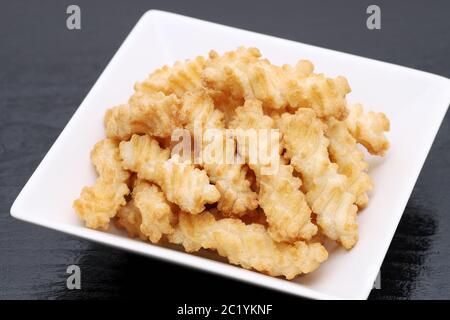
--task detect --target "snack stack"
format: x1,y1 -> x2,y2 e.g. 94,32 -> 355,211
74,47 -> 390,279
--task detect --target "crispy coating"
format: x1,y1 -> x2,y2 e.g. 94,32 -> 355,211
169,211 -> 328,279
205,159 -> 258,215
140,154 -> 220,214
120,134 -> 170,172
202,47 -> 350,119
346,104 -> 390,156
230,100 -> 317,242
208,89 -> 244,125
203,47 -> 287,110
258,165 -> 318,242
280,109 -> 358,249
115,180 -> 177,242
115,200 -> 147,240
282,60 -> 315,79
104,92 -> 180,140
181,90 -> 258,215
119,134 -> 220,214
134,56 -> 206,97
179,89 -> 221,133
74,139 -> 130,230
133,180 -> 177,243
326,118 -> 373,208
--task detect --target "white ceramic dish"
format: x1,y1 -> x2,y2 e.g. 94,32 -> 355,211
10,10 -> 450,300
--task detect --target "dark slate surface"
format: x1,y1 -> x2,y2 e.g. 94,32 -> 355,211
0,0 -> 449,300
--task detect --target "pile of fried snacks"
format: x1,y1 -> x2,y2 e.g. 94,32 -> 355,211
74,47 -> 390,279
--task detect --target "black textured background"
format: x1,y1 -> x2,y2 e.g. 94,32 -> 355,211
0,0 -> 449,300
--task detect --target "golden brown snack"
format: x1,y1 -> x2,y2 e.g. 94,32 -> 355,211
140,154 -> 220,214
280,109 -> 358,249
134,56 -> 206,97
282,60 -> 315,79
230,100 -> 317,242
346,104 -> 390,156
104,92 -> 180,140
120,134 -> 170,172
202,47 -> 350,119
258,166 -> 318,241
207,163 -> 258,215
74,139 -> 130,230
115,180 -> 177,242
75,46 -> 392,279
168,211 -> 328,279
115,200 -> 146,240
180,90 -> 258,215
119,134 -> 220,214
179,89 -> 221,133
133,180 -> 177,243
208,89 -> 244,125
326,118 -> 372,208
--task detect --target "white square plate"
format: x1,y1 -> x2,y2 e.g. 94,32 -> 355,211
11,10 -> 450,300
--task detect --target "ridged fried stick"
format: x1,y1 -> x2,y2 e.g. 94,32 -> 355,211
74,139 -> 130,229
230,99 -> 318,242
280,109 -> 358,249
169,211 -> 328,279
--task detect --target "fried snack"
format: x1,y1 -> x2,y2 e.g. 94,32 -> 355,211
179,89 -> 221,133
115,180 -> 177,242
74,139 -> 130,230
134,56 -> 206,98
119,134 -> 220,214
180,90 -> 258,215
208,89 -> 244,125
205,159 -> 258,215
169,211 -> 328,279
230,100 -> 317,242
120,133 -> 170,171
76,46 -> 391,279
140,155 -> 220,214
326,118 -> 372,208
346,103 -> 390,156
105,92 -> 180,140
133,180 -> 177,243
202,47 -> 350,119
104,87 -> 229,142
282,59 -> 315,79
280,109 -> 358,249
115,200 -> 147,240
